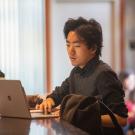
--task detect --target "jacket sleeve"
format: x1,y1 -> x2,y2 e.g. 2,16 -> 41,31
96,70 -> 128,117
47,77 -> 70,106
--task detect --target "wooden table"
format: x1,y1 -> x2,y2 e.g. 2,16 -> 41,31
0,117 -> 89,135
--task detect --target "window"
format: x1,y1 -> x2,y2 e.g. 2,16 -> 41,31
0,0 -> 45,94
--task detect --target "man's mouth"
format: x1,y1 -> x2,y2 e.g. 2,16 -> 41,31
70,57 -> 76,61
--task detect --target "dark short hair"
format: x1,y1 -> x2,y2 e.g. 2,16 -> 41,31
0,70 -> 5,77
63,17 -> 103,57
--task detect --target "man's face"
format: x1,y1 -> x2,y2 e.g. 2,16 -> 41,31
66,31 -> 96,68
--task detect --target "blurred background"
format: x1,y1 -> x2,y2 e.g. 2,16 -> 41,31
0,0 -> 135,95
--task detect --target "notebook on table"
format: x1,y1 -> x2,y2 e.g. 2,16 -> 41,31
0,80 -> 59,119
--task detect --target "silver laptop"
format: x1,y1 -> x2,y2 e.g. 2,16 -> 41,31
0,80 -> 59,119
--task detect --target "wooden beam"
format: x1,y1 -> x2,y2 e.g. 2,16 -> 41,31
120,0 -> 125,70
45,0 -> 52,93
111,2 -> 115,70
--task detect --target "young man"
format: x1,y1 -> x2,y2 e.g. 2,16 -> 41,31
37,17 -> 127,134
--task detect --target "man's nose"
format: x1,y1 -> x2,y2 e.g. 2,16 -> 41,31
68,46 -> 75,55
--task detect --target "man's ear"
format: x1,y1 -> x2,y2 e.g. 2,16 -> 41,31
90,46 -> 97,54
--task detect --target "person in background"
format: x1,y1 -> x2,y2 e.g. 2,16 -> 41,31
119,70 -> 135,135
36,17 -> 128,135
0,70 -> 5,79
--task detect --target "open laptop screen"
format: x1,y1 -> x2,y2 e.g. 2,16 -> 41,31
0,80 -> 59,119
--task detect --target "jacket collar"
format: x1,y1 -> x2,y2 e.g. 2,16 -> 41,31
75,57 -> 100,75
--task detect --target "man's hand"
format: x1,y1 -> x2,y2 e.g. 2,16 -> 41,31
36,98 -> 55,114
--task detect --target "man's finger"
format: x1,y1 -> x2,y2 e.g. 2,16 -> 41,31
35,104 -> 40,109
47,102 -> 52,113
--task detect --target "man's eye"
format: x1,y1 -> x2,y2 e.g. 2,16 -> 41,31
74,43 -> 80,47
66,44 -> 70,47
